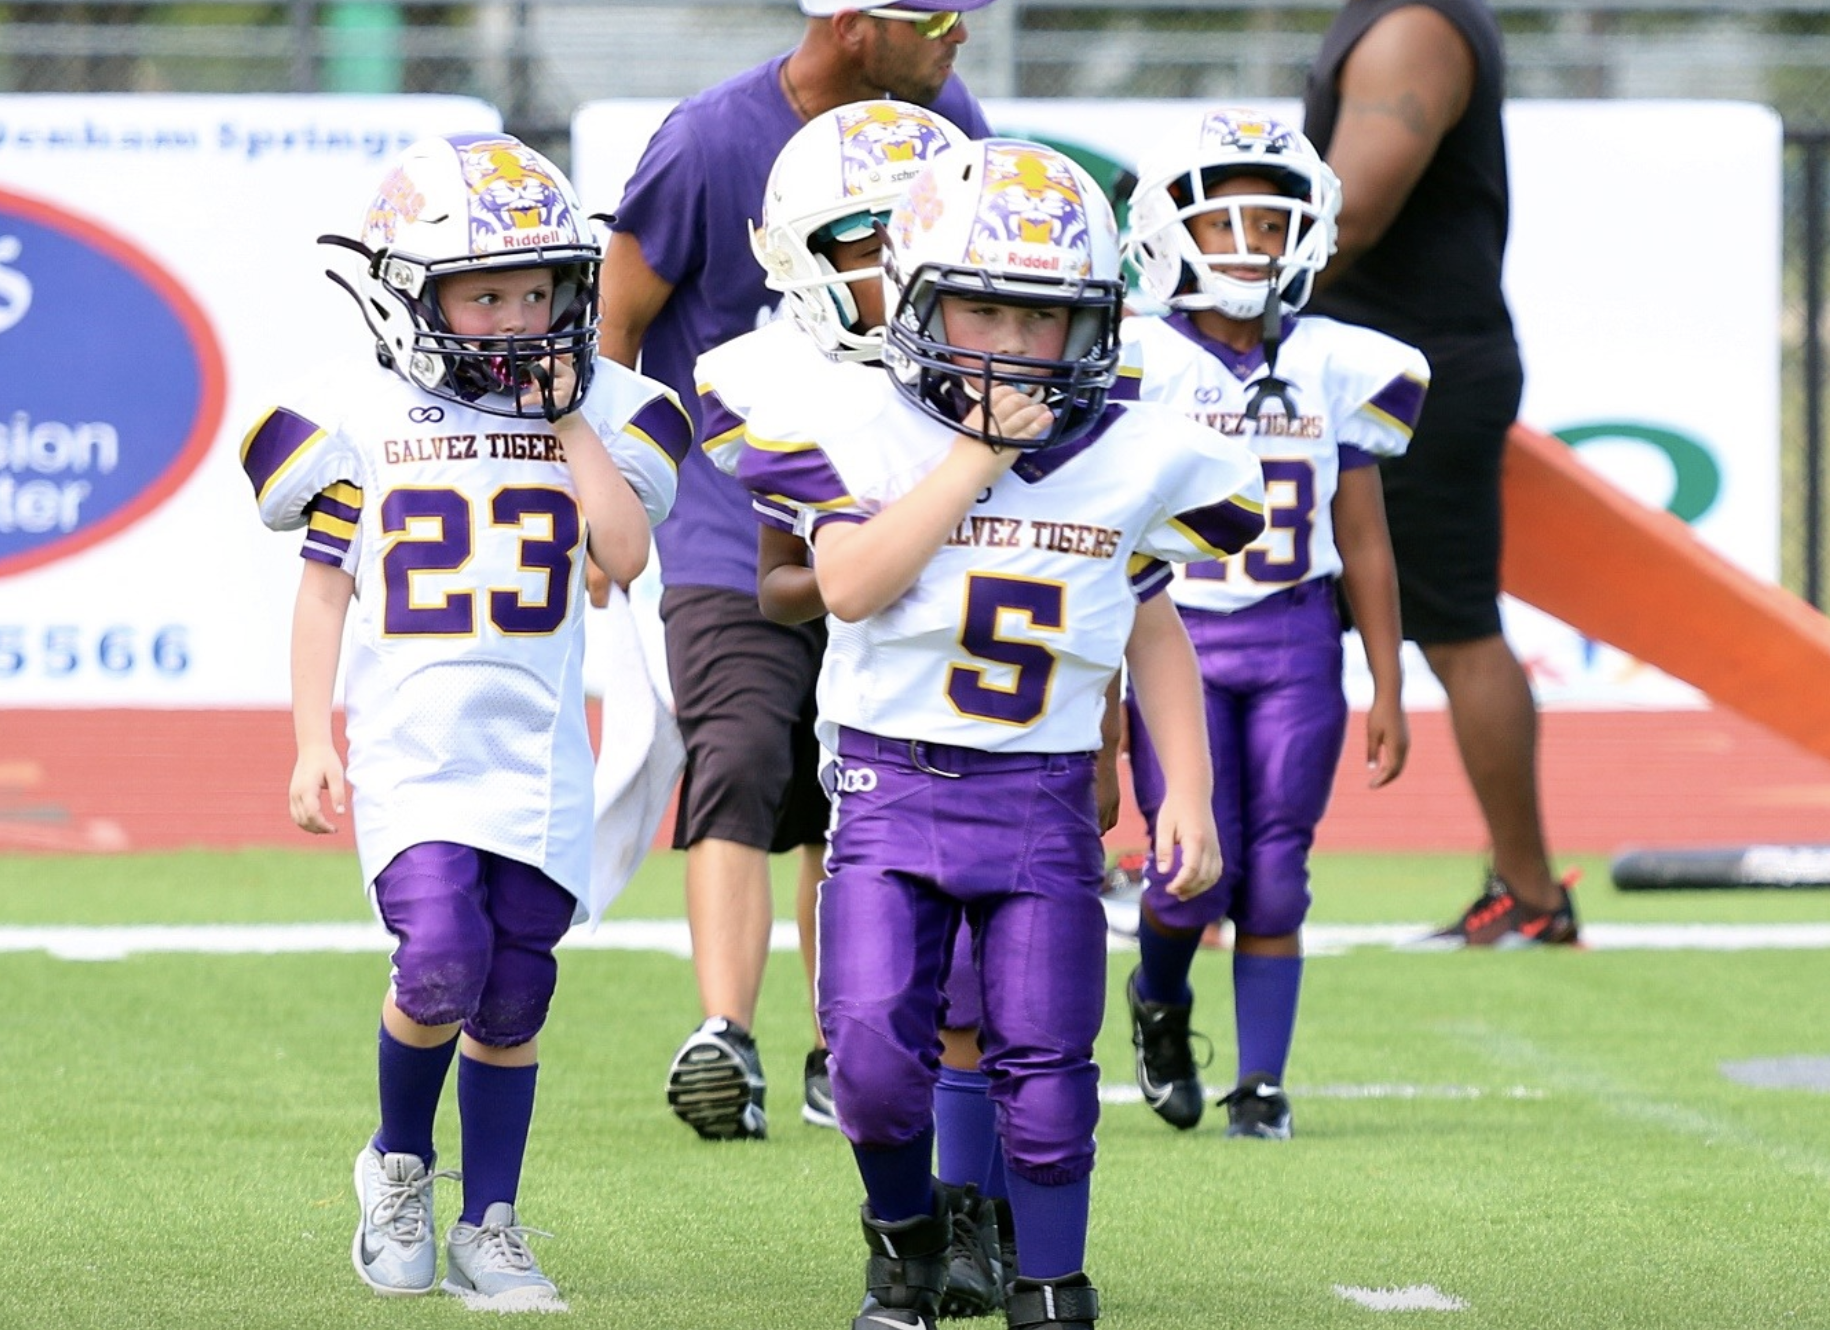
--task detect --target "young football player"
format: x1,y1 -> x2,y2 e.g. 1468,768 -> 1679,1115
603,1 -> 999,1154
739,138 -> 1266,1330
1119,109 -> 1426,1138
698,98 -> 1010,1318
240,133 -> 686,1304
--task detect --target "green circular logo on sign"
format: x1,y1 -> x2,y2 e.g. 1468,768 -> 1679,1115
1552,422 -> 1721,524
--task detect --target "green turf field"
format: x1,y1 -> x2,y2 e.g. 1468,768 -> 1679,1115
5,848 -> 1829,1328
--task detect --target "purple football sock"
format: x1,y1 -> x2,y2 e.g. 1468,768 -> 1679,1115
457,1054 -> 538,1225
373,1024 -> 457,1165
982,1139 -> 1009,1202
1234,952 -> 1303,1084
1135,913 -> 1201,1007
1006,1172 -> 1089,1281
853,1126 -> 935,1224
934,1065 -> 998,1190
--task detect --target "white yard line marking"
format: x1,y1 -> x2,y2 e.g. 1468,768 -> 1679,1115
7,919 -> 1830,962
1441,1023 -> 1830,1186
1333,1284 -> 1469,1312
1099,1083 -> 1542,1106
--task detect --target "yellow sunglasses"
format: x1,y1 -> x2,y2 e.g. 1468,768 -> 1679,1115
864,7 -> 963,39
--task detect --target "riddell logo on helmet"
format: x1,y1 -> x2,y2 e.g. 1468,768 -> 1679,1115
497,229 -> 565,250
1003,249 -> 1061,272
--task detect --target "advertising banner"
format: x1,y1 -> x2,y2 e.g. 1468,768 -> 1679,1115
0,95 -> 500,705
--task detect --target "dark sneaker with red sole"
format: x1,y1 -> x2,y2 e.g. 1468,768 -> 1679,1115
1415,870 -> 1582,949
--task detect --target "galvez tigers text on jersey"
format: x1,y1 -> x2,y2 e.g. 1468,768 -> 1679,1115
239,355 -> 687,916
1125,311 -> 1428,616
739,373 -> 1268,756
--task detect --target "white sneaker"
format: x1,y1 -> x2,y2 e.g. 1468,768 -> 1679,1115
352,1147 -> 452,1295
443,1202 -> 560,1304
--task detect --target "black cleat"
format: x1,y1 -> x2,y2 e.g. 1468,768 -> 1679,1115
936,1182 -> 1003,1318
666,1017 -> 766,1140
1125,968 -> 1207,1130
1005,1272 -> 1099,1329
854,1198 -> 950,1330
1220,1074 -> 1292,1140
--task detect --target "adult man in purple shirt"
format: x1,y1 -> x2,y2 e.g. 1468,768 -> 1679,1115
598,1 -> 997,1142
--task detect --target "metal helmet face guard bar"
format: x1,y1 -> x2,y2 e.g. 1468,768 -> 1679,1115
885,262 -> 1124,451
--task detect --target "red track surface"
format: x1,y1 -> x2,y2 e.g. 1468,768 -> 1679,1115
2,704 -> 1826,856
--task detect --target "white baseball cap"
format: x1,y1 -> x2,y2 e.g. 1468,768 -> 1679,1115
800,1 -> 997,16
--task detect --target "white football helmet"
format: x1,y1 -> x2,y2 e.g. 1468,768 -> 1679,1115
751,99 -> 970,363
882,138 -> 1125,450
1127,108 -> 1341,320
321,132 -> 600,419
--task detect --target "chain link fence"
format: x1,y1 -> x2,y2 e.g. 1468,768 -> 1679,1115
6,0 -> 1830,601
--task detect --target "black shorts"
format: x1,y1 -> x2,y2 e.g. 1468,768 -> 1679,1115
1379,354 -> 1523,646
660,584 -> 829,853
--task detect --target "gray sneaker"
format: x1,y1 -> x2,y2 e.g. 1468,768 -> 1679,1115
666,1016 -> 767,1140
802,1046 -> 838,1129
442,1201 -> 559,1302
352,1147 -> 452,1296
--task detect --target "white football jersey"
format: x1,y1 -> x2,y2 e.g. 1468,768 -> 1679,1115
1125,313 -> 1428,615
695,319 -> 878,531
240,356 -> 686,909
742,375 -> 1266,754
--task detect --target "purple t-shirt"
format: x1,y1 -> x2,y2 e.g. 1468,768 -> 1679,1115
612,55 -> 994,594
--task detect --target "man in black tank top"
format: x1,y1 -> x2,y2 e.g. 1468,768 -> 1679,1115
1303,0 -> 1579,948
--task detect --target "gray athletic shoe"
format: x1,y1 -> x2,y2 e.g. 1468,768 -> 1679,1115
442,1202 -> 558,1301
667,1016 -> 767,1140
351,1147 -> 450,1296
803,1046 -> 839,1129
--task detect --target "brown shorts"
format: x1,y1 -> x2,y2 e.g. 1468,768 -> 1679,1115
660,584 -> 829,853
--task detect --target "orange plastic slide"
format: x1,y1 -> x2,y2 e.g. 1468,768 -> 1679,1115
1499,422 -> 1830,765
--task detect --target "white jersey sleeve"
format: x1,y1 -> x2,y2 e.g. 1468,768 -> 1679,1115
578,358 -> 689,530
697,322 -> 878,534
1309,317 -> 1430,462
240,403 -> 362,534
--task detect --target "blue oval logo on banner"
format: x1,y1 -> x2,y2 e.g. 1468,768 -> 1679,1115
0,187 -> 225,578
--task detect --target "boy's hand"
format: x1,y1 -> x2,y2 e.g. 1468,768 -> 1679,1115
1363,695 -> 1409,788
1152,790 -> 1221,900
520,357 -> 577,422
289,745 -> 347,835
964,383 -> 1055,450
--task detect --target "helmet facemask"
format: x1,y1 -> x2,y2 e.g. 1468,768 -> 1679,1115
885,261 -> 1122,451
394,252 -> 598,419
751,99 -> 972,363
761,208 -> 892,363
322,134 -> 603,421
1127,111 -> 1341,320
882,139 -> 1126,451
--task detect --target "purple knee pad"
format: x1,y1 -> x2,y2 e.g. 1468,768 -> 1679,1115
825,1009 -> 941,1148
374,842 -> 576,1047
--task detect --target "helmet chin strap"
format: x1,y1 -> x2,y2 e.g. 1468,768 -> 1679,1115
527,362 -> 561,423
1242,258 -> 1297,425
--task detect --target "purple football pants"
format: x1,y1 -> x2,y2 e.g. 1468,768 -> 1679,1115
372,841 -> 577,1048
940,919 -> 983,1032
1127,580 -> 1348,936
820,729 -> 1106,1185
